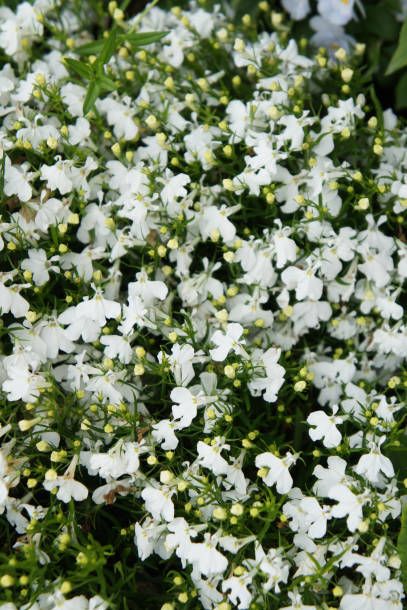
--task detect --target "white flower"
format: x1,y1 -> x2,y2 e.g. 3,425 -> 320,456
68,117 -> 90,145
222,574 -> 253,609
129,269 -> 168,306
298,497 -> 330,538
197,438 -> 230,476
100,334 -> 133,364
199,205 -> 239,244
209,323 -> 246,362
134,518 -> 167,560
21,249 -> 59,286
328,484 -> 367,532
0,280 -> 29,318
40,158 -> 75,195
185,534 -> 228,576
248,347 -> 285,403
282,0 -> 311,20
161,172 -> 191,215
43,457 -> 88,503
89,440 -> 147,480
307,405 -> 343,448
255,451 -> 297,494
164,343 -> 195,386
317,0 -> 355,26
171,386 -> 206,429
60,83 -> 86,116
2,365 -> 47,402
280,590 -> 317,610
282,265 -> 323,301
141,486 -> 175,522
96,97 -> 138,140
313,456 -> 349,497
152,419 -> 179,450
4,157 -> 32,202
75,288 -> 121,326
354,437 -> 395,485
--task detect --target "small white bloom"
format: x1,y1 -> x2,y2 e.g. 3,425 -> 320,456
307,405 -> 343,448
255,451 -> 296,494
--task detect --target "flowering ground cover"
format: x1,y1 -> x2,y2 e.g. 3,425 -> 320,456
0,1 -> 406,609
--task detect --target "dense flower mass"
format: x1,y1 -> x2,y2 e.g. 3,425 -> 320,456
0,0 -> 406,609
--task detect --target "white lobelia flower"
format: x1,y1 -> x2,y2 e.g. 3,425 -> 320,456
298,497 -> 331,539
248,347 -> 285,403
185,533 -> 228,577
2,365 -> 47,402
89,440 -> 147,480
0,278 -> 29,318
222,573 -> 253,610
152,419 -> 180,451
118,295 -> 153,335
313,456 -> 349,497
100,334 -> 133,364
163,343 -> 195,386
141,485 -> 175,522
165,517 -> 199,561
317,0 -> 355,26
199,205 -> 240,244
40,158 -> 74,195
161,172 -> 191,216
255,451 -> 297,494
306,404 -> 343,448
96,97 -> 138,141
68,117 -> 91,145
75,288 -> 121,326
354,437 -> 395,485
281,265 -> 323,301
134,518 -> 167,561
328,484 -> 368,532
128,269 -> 168,306
272,223 -> 298,269
171,386 -> 213,429
196,438 -> 230,476
3,156 -> 32,202
339,579 -> 393,610
209,323 -> 246,362
43,456 -> 88,503
21,249 -> 59,286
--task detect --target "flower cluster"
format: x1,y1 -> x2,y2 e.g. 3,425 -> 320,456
281,0 -> 405,53
0,1 -> 406,609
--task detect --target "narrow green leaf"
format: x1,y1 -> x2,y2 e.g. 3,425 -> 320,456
74,39 -> 105,56
83,80 -> 101,115
386,18 -> 407,75
396,72 -> 407,108
397,506 -> 407,590
98,73 -> 117,92
64,57 -> 93,80
98,28 -> 118,69
124,31 -> 168,47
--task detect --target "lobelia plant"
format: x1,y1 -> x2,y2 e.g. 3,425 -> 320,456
0,0 -> 406,609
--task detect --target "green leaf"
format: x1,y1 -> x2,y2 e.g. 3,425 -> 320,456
124,31 -> 168,47
97,28 -> 118,69
396,71 -> 407,108
83,80 -> 101,115
397,505 -> 407,590
362,4 -> 399,41
64,57 -> 93,80
74,40 -> 106,56
98,73 -> 117,92
386,18 -> 407,75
